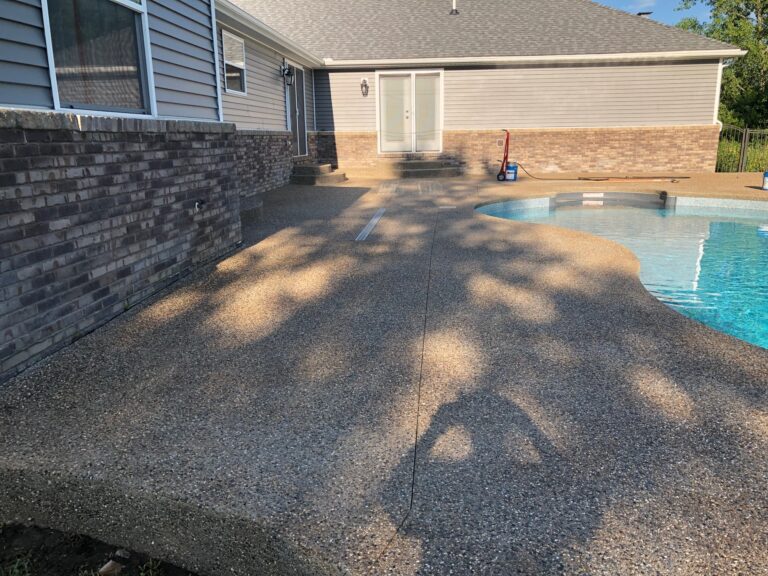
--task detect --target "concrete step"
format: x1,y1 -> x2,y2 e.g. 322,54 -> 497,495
400,167 -> 462,179
292,163 -> 333,176
290,172 -> 348,186
394,160 -> 456,171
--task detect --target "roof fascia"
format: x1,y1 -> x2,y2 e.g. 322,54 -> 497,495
322,49 -> 746,68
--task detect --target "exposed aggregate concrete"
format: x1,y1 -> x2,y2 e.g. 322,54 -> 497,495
1,174 -> 768,575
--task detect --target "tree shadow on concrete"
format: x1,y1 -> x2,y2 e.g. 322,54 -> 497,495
1,182 -> 767,576
376,210 -> 768,575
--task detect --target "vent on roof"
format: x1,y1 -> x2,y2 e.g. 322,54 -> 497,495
450,0 -> 459,15
636,11 -> 653,18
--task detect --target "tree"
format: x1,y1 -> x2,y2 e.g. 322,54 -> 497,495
677,0 -> 768,127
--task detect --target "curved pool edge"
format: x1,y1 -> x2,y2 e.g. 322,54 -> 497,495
475,193 -> 768,351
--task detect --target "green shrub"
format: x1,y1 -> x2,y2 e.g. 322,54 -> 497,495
717,139 -> 742,172
717,136 -> 768,172
0,559 -> 31,576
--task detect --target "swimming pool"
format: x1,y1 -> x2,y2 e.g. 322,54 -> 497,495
477,194 -> 768,349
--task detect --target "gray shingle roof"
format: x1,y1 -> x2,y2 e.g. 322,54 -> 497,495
227,0 -> 735,62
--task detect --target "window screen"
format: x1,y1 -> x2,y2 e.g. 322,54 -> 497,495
48,0 -> 147,113
223,32 -> 246,94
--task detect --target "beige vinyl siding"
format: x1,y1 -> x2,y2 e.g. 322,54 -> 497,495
218,25 -> 288,131
315,62 -> 719,132
443,61 -> 720,129
314,70 -> 376,132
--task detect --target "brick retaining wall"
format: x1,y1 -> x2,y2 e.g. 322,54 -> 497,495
310,125 -> 721,177
234,130 -> 292,215
0,111 -> 242,382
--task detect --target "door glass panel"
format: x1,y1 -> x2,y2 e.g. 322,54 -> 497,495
48,0 -> 147,113
380,75 -> 412,153
415,74 -> 440,152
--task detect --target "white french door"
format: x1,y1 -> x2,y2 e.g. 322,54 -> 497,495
378,71 -> 442,153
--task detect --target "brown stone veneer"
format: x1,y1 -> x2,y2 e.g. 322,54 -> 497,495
310,125 -> 721,177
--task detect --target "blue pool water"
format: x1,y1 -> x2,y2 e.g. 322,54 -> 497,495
477,199 -> 768,349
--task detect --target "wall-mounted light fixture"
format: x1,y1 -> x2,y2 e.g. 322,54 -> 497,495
360,78 -> 369,97
280,60 -> 295,86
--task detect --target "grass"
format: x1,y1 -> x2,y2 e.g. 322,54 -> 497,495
0,559 -> 30,576
717,137 -> 768,172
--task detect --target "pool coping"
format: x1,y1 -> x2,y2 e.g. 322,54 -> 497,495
475,191 -> 768,213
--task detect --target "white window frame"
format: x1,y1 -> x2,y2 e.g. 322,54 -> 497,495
222,30 -> 247,96
40,0 -> 157,117
374,69 -> 444,155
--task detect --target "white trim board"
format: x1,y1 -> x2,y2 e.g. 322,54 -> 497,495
325,49 -> 746,68
211,0 -> 225,122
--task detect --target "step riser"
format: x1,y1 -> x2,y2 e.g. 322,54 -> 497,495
401,168 -> 461,179
293,163 -> 333,175
291,173 -> 347,185
393,161 -> 457,171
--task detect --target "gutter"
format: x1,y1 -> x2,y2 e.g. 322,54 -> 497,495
323,49 -> 747,68
215,0 -> 323,68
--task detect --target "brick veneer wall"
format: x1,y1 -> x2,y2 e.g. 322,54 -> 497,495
444,126 -> 721,174
234,130 -> 292,214
0,110 -> 242,382
310,125 -> 721,176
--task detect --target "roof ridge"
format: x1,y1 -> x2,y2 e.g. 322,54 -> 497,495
582,0 -> 735,51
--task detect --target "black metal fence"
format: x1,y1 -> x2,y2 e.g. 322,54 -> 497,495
717,124 -> 768,172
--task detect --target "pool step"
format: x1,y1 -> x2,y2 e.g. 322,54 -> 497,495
554,192 -> 667,208
291,163 -> 347,186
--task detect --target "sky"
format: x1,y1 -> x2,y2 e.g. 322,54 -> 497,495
595,0 -> 711,25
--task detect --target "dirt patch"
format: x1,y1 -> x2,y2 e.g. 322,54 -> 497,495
0,524 -> 199,576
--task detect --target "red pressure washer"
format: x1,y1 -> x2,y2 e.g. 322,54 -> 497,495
496,130 -> 517,182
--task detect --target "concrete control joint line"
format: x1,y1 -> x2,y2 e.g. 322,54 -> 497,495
376,211 -> 441,563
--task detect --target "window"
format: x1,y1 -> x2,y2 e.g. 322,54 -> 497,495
223,31 -> 246,94
47,0 -> 148,113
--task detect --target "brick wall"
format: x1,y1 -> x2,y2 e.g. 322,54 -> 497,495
309,131 -> 379,174
234,130 -> 292,216
0,110 -> 242,382
444,126 -> 721,174
310,125 -> 721,177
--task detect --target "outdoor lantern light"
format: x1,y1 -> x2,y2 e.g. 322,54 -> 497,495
280,61 -> 295,86
360,78 -> 369,97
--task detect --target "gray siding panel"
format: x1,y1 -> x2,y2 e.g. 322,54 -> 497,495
148,0 -> 219,120
218,25 -> 288,131
0,0 -> 53,108
443,62 -> 720,129
305,68 -> 315,131
314,70 -> 376,132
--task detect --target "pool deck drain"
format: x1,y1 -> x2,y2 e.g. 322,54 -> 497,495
1,175 -> 768,575
355,207 -> 386,241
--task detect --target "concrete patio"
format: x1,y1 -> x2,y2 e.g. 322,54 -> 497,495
1,174 -> 768,575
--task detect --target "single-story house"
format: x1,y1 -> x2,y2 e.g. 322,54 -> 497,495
1,0 -> 745,177
222,0 -> 744,176
0,0 -> 744,380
